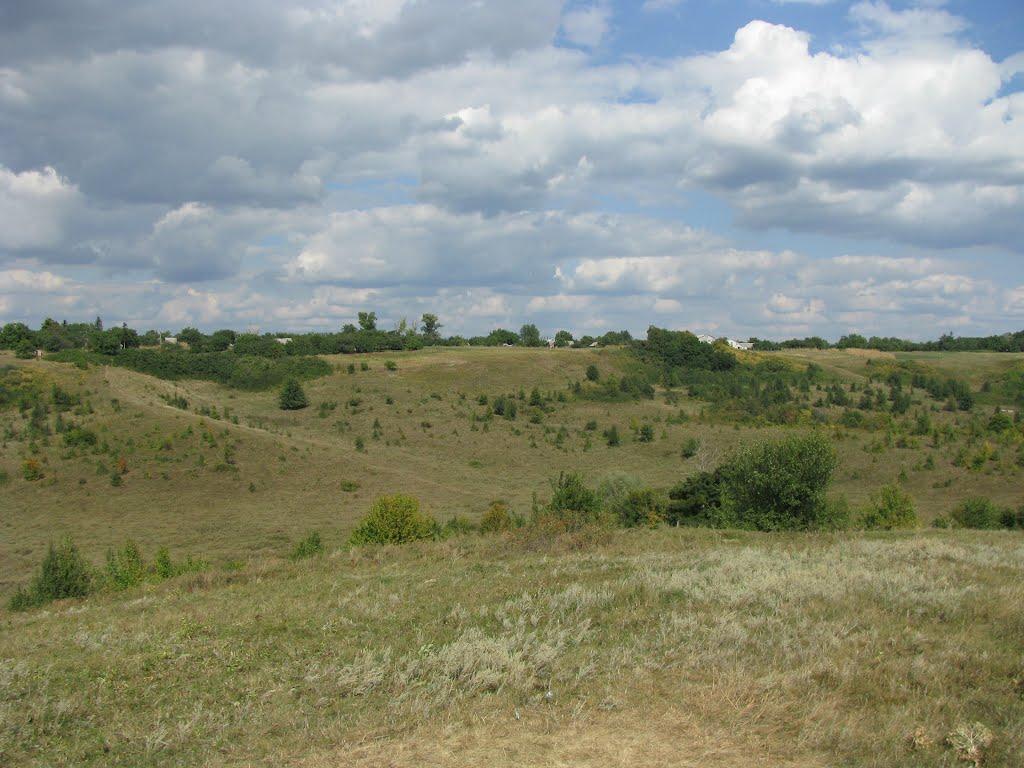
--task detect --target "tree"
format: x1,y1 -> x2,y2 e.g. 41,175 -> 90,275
15,339 -> 35,359
554,330 -> 573,347
207,329 -> 236,351
278,378 -> 309,410
357,311 -> 377,331
421,313 -> 442,340
178,327 -> 203,347
0,322 -> 33,348
723,434 -> 837,531
519,323 -> 542,347
94,316 -> 103,331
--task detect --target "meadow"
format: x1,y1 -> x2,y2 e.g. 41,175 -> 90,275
1,343 -> 1023,765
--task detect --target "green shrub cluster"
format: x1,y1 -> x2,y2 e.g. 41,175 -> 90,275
8,539 -> 207,611
949,498 -> 1023,529
667,433 -> 839,531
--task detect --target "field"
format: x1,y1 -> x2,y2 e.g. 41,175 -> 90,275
1,345 -> 1023,765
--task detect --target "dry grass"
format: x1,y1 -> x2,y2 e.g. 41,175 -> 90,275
1,529 -> 1022,766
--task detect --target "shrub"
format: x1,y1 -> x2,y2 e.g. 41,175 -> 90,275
604,425 -> 620,447
680,437 -> 700,458
858,485 -> 918,530
63,426 -> 98,448
637,424 -> 654,443
15,339 -> 35,359
385,360 -> 397,371
615,488 -> 664,528
278,378 -> 309,410
26,539 -> 93,607
154,547 -> 176,579
105,540 -> 146,589
722,433 -> 837,531
585,364 -> 599,382
545,472 -> 608,530
348,494 -> 437,545
666,468 -> 732,527
480,501 -> 514,533
951,497 -> 1002,529
1000,505 -> 1024,529
290,531 -> 323,560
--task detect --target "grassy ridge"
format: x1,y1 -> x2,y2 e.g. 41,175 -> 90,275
1,529 -> 1021,766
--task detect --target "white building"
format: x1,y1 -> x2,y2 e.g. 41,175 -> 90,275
696,334 -> 716,344
726,338 -> 754,351
275,337 -> 292,345
162,336 -> 178,345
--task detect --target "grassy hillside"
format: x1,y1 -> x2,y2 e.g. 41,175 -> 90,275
1,529 -> 1022,766
2,346 -> 1023,591
2,345 -> 1023,766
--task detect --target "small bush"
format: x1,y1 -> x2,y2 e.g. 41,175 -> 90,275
1000,505 -> 1024,529
479,501 -> 514,533
290,531 -> 323,560
604,425 -> 620,447
951,497 -> 1002,529
384,360 -> 397,371
585,364 -> 599,382
666,468 -> 731,527
105,540 -> 145,589
858,484 -> 918,530
681,437 -> 700,458
349,494 -> 437,545
14,539 -> 93,609
544,472 -> 608,530
637,424 -> 654,443
616,488 -> 664,528
278,378 -> 309,410
340,479 -> 360,492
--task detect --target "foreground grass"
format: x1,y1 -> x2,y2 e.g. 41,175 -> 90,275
2,528 -> 1022,766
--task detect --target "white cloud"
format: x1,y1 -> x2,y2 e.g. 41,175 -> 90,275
560,3 -> 612,48
0,166 -> 80,250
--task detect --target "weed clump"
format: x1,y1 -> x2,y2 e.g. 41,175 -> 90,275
290,531 -> 324,560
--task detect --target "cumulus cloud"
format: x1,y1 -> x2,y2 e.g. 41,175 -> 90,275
0,0 -> 1021,338
0,165 -> 80,250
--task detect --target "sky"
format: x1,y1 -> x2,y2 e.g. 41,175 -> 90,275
1,0 -> 1022,340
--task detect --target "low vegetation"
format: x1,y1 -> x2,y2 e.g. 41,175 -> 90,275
2,319 -> 1023,766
